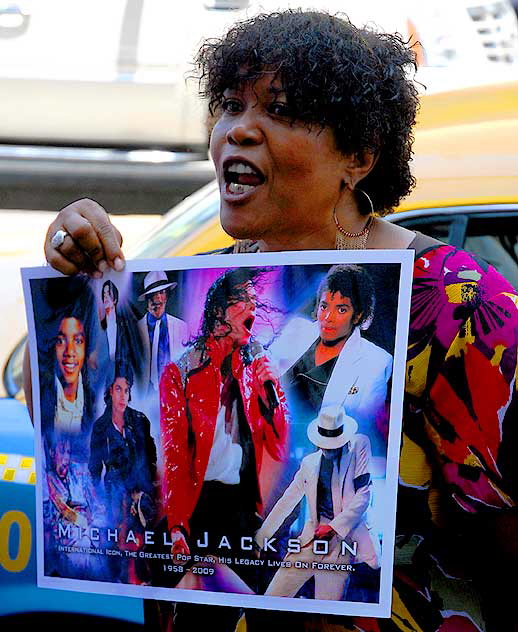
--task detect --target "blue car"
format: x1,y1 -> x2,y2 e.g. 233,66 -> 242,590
0,346 -> 144,628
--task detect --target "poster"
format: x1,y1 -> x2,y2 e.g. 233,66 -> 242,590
22,249 -> 413,617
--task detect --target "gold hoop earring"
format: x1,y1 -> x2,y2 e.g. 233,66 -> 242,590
354,188 -> 374,215
333,186 -> 374,250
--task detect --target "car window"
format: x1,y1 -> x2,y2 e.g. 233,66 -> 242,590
130,181 -> 227,259
3,338 -> 25,399
464,214 -> 518,288
465,235 -> 518,288
396,217 -> 452,245
396,208 -> 518,288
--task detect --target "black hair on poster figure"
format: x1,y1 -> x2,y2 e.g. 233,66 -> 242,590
280,263 -> 401,355
30,275 -> 97,439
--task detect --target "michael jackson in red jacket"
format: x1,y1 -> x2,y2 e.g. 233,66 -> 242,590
159,268 -> 288,591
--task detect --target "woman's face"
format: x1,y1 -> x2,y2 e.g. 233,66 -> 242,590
317,291 -> 358,343
110,377 -> 130,415
210,75 -> 349,247
55,317 -> 86,387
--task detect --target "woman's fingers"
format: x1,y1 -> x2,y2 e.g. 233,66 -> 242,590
61,212 -> 106,272
65,211 -> 105,261
44,244 -> 82,276
46,219 -> 96,274
77,199 -> 125,269
45,198 -> 125,275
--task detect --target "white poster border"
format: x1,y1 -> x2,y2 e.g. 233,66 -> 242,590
22,248 -> 413,618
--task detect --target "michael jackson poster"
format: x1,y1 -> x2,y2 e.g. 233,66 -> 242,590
23,249 -> 413,617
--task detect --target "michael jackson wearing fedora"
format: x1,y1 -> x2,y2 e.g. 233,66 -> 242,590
255,404 -> 381,602
137,270 -> 188,391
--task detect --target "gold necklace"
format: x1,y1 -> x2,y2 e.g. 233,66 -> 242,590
233,210 -> 374,253
233,239 -> 260,253
333,211 -> 373,250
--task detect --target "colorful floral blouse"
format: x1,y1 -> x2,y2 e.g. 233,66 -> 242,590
148,243 -> 518,632
242,244 -> 518,632
383,243 -> 517,632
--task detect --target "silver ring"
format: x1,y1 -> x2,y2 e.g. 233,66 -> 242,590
50,229 -> 69,249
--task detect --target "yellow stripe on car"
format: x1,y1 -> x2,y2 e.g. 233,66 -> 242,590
0,454 -> 35,485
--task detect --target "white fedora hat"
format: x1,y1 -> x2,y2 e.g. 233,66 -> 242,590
307,404 -> 358,449
138,271 -> 177,301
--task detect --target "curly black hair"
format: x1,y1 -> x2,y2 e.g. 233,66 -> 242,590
315,264 -> 375,329
195,10 -> 419,215
199,267 -> 266,341
103,361 -> 134,406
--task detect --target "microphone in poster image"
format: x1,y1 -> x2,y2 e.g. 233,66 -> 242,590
247,340 -> 280,410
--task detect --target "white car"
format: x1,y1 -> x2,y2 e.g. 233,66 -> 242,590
0,0 -> 517,150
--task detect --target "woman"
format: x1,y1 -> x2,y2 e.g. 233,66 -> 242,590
89,364 -> 157,582
38,10 -> 517,632
283,264 -> 392,451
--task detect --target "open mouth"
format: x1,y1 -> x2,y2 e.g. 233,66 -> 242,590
243,316 -> 255,332
223,159 -> 265,195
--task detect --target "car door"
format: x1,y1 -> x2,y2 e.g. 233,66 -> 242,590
392,204 -> 518,288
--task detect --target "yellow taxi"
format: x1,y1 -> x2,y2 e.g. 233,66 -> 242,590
4,80 -> 518,404
128,81 -> 518,287
1,80 -> 516,626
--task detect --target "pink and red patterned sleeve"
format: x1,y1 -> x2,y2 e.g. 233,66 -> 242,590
407,246 -> 518,513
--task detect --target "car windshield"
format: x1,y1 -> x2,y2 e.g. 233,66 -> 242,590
128,180 -> 220,259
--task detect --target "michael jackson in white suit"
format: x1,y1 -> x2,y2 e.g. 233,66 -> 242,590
136,270 -> 188,391
255,405 -> 381,601
280,264 -> 392,452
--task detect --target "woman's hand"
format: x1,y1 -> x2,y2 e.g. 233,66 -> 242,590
45,198 -> 125,276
